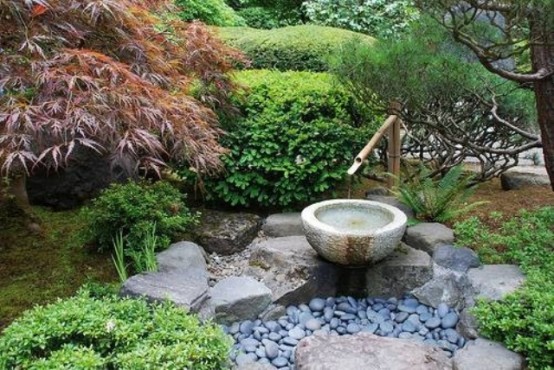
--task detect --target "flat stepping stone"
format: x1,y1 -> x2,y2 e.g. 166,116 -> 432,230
403,223 -> 454,255
262,213 -> 304,237
295,332 -> 452,370
120,269 -> 208,312
468,265 -> 525,301
453,338 -> 524,370
194,210 -> 261,255
209,276 -> 272,324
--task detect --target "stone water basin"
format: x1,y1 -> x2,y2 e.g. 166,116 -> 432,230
301,199 -> 407,266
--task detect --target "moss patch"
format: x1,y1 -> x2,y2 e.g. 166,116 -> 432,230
0,206 -> 117,330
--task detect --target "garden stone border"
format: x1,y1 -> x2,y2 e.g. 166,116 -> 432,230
121,211 -> 527,370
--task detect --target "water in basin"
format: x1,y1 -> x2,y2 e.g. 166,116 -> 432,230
316,206 -> 392,232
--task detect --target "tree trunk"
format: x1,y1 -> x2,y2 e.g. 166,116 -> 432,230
530,21 -> 554,191
8,175 -> 31,210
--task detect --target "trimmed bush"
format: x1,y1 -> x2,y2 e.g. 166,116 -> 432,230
215,25 -> 375,71
0,289 -> 231,369
176,0 -> 246,26
455,207 -> 554,369
206,70 -> 378,208
82,181 -> 198,252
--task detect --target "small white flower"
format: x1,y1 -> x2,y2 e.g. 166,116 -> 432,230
106,319 -> 116,333
295,155 -> 306,165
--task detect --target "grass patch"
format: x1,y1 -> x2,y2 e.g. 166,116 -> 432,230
0,206 -> 117,331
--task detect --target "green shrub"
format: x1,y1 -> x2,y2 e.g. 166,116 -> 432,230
455,207 -> 554,369
176,0 -> 245,26
303,0 -> 419,39
394,165 -> 485,223
206,70 -> 377,208
0,289 -> 231,369
82,181 -> 198,251
237,7 -> 283,29
215,25 -> 375,71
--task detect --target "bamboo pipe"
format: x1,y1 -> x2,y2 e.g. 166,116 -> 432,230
347,114 -> 398,175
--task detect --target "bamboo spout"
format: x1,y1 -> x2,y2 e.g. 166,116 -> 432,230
347,114 -> 398,175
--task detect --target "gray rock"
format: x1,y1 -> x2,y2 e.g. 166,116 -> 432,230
441,313 -> 459,329
305,318 -> 321,331
404,223 -> 455,255
120,269 -> 208,312
309,298 -> 326,312
272,357 -> 289,368
295,332 -> 453,369
262,339 -> 280,360
236,353 -> 256,366
289,327 -> 306,340
262,213 -> 304,237
156,241 -> 207,273
365,187 -> 389,197
452,338 -> 524,370
259,304 -> 287,321
500,171 -> 551,190
209,276 -> 272,324
194,209 -> 261,255
366,243 -> 433,297
248,236 -> 338,306
240,320 -> 255,335
456,309 -> 479,340
347,323 -> 361,333
425,317 -> 441,329
433,245 -> 480,273
365,195 -> 415,219
468,265 -> 525,301
236,363 -> 277,370
412,276 -> 465,310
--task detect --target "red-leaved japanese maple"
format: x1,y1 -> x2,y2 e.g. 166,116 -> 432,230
0,0 -> 246,209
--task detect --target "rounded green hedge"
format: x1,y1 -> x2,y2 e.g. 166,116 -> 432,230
176,0 -> 245,26
0,289 -> 231,369
215,25 -> 375,71
206,70 -> 378,208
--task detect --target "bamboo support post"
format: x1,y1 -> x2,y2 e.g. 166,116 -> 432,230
347,114 -> 398,175
387,117 -> 402,189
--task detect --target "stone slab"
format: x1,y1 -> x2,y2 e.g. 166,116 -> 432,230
262,213 -> 304,237
210,276 -> 272,324
248,236 -> 338,306
366,243 -> 433,298
467,265 -> 525,301
452,338 -> 524,370
295,332 -> 453,370
404,223 -> 455,255
120,269 -> 208,312
194,210 -> 262,255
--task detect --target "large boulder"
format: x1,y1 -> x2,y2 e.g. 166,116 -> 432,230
452,338 -> 525,370
262,213 -> 304,237
120,269 -> 208,312
208,276 -> 272,324
467,265 -> 525,301
500,171 -> 550,190
156,241 -> 207,273
27,147 -> 126,209
365,243 -> 433,298
295,332 -> 453,370
194,210 -> 262,255
412,263 -> 473,309
247,236 -> 338,306
404,223 -> 455,255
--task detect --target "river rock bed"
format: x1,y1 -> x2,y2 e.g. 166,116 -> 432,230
224,295 -> 466,369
